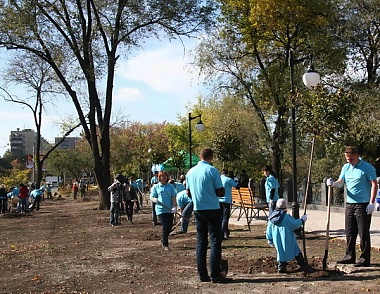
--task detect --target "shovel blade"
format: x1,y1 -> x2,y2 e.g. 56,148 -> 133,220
322,250 -> 328,270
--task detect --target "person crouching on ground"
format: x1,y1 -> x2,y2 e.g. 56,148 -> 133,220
266,199 -> 313,273
150,171 -> 177,251
30,188 -> 45,211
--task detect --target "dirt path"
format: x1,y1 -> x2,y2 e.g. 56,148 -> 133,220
1,193 -> 380,293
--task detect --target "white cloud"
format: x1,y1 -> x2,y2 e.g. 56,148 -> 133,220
114,87 -> 145,102
117,43 -> 202,95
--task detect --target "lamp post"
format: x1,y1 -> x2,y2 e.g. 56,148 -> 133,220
188,113 -> 205,169
289,52 -> 320,220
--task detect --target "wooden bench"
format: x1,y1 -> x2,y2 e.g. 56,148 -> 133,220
231,187 -> 269,231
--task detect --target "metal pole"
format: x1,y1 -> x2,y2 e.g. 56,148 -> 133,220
290,52 -> 299,220
188,113 -> 193,169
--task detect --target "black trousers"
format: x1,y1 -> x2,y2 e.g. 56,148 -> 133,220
158,213 -> 174,247
125,200 -> 134,221
345,203 -> 372,262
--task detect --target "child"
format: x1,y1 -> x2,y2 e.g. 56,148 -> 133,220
266,198 -> 314,273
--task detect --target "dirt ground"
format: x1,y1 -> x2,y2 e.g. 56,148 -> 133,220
2,190 -> 380,294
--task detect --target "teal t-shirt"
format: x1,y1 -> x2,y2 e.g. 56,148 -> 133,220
265,174 -> 280,203
186,161 -> 223,211
219,174 -> 238,204
150,182 -> 176,215
176,190 -> 192,208
339,160 -> 376,203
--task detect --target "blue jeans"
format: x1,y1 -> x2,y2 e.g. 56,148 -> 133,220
219,202 -> 231,237
194,209 -> 222,279
17,198 -> 27,212
158,213 -> 174,247
345,203 -> 372,262
110,202 -> 120,225
180,202 -> 193,233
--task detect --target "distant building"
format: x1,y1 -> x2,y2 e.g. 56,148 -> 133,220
9,128 -> 50,157
55,137 -> 79,150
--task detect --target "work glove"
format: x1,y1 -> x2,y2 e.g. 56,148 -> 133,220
151,198 -> 158,204
326,178 -> 334,186
366,203 -> 375,215
267,240 -> 274,247
326,178 -> 343,189
171,207 -> 177,214
300,214 -> 308,222
375,202 -> 380,212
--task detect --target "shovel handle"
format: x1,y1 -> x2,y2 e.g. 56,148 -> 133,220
323,185 -> 332,270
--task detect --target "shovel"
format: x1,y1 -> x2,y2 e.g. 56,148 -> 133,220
302,136 -> 316,264
322,185 -> 332,270
155,200 -> 194,224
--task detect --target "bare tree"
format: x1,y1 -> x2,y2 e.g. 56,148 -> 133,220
0,0 -> 215,208
1,53 -> 81,188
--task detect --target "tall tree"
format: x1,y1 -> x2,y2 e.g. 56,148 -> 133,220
0,0 -> 215,208
195,0 -> 345,182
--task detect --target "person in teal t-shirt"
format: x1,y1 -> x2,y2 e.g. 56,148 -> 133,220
219,170 -> 238,240
262,165 -> 280,215
150,171 -> 177,251
327,146 -> 378,267
186,148 -> 232,283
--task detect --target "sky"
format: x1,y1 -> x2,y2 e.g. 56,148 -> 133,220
0,38 -> 206,156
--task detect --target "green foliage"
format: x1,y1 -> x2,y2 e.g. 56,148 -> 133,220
213,129 -> 242,164
109,121 -> 171,177
297,86 -> 353,139
45,140 -> 93,181
0,159 -> 30,189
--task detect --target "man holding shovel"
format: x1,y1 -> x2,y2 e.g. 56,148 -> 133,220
327,146 -> 377,267
186,148 -> 232,283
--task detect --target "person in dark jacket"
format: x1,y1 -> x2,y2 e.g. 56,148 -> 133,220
0,184 -> 7,213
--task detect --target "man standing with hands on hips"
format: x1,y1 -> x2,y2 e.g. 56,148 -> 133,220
186,148 -> 232,283
327,146 -> 378,267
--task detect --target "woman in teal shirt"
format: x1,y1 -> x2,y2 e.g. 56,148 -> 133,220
150,171 -> 177,251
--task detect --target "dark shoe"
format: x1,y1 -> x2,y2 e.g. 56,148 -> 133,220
170,230 -> 185,236
199,275 -> 211,282
337,256 -> 355,264
354,258 -> 370,267
278,269 -> 287,273
220,259 -> 229,277
211,276 -> 233,283
302,265 -> 315,273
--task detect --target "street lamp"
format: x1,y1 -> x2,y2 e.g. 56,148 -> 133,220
188,113 -> 205,169
289,52 -> 320,220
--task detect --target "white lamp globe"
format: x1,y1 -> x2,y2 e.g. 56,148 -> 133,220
195,122 -> 205,132
303,69 -> 320,90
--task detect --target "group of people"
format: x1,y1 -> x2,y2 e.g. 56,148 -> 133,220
156,146 -> 378,283
0,182 -> 53,213
108,175 -> 143,226
107,144 -> 377,283
72,179 -> 88,199
149,148 -> 243,283
263,145 -> 378,273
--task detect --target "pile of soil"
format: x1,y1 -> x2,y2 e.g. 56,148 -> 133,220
1,191 -> 380,293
